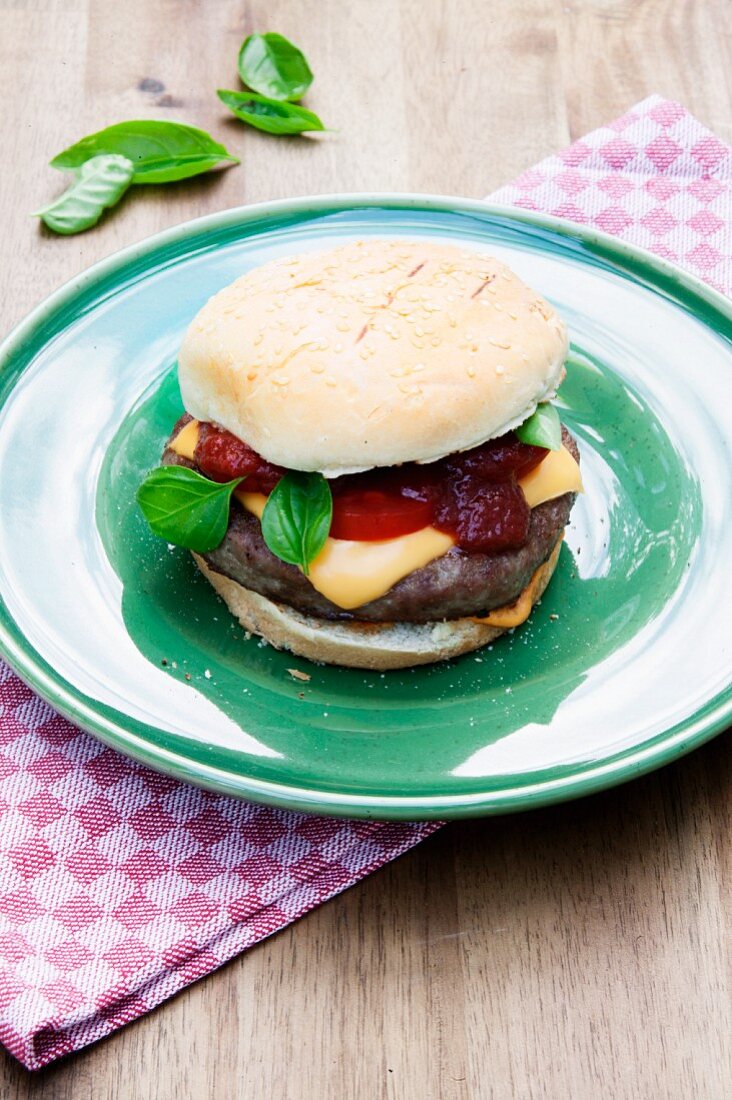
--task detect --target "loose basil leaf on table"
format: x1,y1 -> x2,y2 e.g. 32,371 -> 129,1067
238,32 -> 314,101
217,89 -> 325,135
515,402 -> 562,451
34,154 -> 134,235
50,120 -> 239,184
136,466 -> 243,554
261,472 -> 333,574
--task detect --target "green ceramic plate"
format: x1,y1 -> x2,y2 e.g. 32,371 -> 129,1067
0,196 -> 730,819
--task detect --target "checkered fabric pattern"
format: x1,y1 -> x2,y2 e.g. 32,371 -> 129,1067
1,95 -> 731,1070
491,95 -> 732,296
0,665 -> 440,1068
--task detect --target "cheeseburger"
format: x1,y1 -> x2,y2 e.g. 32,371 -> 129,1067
139,239 -> 582,669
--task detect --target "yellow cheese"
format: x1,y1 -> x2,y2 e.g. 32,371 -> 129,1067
471,539 -> 563,629
236,489 -> 266,519
169,419 -> 200,461
519,445 -> 583,508
174,421 -> 582,612
235,490 -> 455,611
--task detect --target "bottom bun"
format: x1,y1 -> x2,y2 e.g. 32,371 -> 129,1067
192,540 -> 562,671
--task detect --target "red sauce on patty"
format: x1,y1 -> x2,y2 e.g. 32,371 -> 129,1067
194,421 -> 285,493
193,422 -> 547,552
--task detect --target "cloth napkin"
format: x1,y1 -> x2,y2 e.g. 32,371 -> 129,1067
1,94 -> 731,1071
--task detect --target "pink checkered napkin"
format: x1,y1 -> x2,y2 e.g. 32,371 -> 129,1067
490,94 -> 732,296
1,96 -> 731,1071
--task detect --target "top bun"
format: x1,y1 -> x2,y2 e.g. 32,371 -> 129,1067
178,239 -> 568,476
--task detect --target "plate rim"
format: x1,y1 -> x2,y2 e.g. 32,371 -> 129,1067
0,191 -> 731,820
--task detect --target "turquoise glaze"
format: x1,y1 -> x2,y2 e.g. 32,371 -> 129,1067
0,196 -> 730,818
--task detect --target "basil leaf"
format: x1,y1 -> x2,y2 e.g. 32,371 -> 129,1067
217,89 -> 325,135
515,402 -> 562,451
50,120 -> 239,184
137,466 -> 242,553
238,32 -> 314,101
261,472 -> 332,574
34,154 -> 134,235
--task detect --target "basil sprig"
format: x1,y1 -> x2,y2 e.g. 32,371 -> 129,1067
51,120 -> 239,184
261,472 -> 332,574
137,467 -> 243,554
515,402 -> 562,451
238,32 -> 313,101
217,89 -> 325,135
34,154 -> 134,235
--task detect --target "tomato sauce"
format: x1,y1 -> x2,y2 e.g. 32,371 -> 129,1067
193,422 -> 547,552
194,422 -> 284,493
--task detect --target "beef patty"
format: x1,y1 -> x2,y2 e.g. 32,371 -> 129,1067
163,421 -> 579,623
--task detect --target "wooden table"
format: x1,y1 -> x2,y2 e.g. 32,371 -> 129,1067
1,2 -> 730,1096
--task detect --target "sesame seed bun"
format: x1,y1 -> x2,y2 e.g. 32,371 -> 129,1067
178,239 -> 568,476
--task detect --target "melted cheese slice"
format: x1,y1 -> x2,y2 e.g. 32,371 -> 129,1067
520,445 -> 583,507
170,420 -> 582,611
472,538 -> 563,629
169,419 -> 199,460
236,490 -> 454,610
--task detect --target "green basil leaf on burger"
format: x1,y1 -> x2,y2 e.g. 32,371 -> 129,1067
148,239 -> 583,670
515,402 -> 562,451
217,89 -> 325,135
238,32 -> 314,101
261,472 -> 333,575
137,466 -> 243,553
34,154 -> 134,235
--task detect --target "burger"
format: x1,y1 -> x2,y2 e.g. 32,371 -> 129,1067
137,239 -> 582,670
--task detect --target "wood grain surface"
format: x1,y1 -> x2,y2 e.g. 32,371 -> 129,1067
1,1 -> 730,1096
